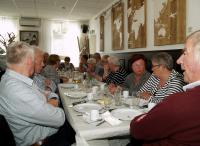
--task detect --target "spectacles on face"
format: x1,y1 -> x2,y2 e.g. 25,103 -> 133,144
152,64 -> 160,69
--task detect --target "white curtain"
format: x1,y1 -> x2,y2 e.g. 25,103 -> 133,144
50,21 -> 81,67
40,19 -> 53,53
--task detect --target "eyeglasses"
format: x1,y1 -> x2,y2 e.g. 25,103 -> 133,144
152,64 -> 160,69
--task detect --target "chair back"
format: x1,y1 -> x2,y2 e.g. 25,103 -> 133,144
0,114 -> 16,146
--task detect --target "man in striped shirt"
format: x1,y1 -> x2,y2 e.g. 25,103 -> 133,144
33,47 -> 59,106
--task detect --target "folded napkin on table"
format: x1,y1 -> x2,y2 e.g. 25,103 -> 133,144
101,111 -> 122,126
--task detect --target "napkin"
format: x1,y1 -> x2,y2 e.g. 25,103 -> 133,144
101,111 -> 122,126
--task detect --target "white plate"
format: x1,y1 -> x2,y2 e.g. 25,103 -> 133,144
60,83 -> 76,89
111,108 -> 142,121
64,91 -> 87,99
73,103 -> 102,113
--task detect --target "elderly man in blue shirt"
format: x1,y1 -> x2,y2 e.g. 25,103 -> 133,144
33,47 -> 59,106
0,42 -> 70,146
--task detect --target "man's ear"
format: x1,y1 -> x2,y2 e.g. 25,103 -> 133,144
26,56 -> 34,67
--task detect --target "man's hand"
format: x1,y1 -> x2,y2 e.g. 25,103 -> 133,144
47,98 -> 59,107
44,79 -> 51,87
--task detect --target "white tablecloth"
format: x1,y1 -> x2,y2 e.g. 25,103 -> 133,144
58,83 -> 145,146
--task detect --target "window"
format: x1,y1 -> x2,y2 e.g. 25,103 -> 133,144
0,17 -> 18,55
51,22 -> 81,67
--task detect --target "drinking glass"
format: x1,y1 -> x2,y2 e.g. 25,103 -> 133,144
131,91 -> 140,107
73,71 -> 81,83
114,87 -> 122,106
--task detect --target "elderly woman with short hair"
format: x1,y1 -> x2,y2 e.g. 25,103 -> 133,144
42,54 -> 68,84
105,56 -> 128,93
138,52 -> 186,103
105,56 -> 128,85
87,58 -> 96,77
41,54 -> 60,84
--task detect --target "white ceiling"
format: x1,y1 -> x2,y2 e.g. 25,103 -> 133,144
0,0 -> 115,21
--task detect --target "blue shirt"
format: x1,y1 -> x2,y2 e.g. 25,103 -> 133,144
33,73 -> 59,100
41,65 -> 60,84
0,69 -> 65,146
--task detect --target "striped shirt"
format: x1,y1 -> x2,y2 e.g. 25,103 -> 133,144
105,67 -> 128,85
139,69 -> 186,103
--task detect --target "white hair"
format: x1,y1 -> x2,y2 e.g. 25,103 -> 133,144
107,56 -> 120,66
6,41 -> 34,67
187,30 -> 200,62
87,58 -> 96,64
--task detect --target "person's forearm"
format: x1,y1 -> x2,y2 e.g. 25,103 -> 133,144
47,98 -> 59,107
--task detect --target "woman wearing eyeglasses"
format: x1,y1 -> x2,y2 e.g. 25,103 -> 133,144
138,52 -> 186,103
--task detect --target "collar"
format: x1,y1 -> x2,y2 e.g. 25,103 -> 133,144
183,80 -> 200,91
6,69 -> 33,86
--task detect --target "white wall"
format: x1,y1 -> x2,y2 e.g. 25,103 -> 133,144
89,0 -> 200,54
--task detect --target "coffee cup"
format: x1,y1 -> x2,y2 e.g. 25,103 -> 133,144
87,93 -> 93,101
92,86 -> 99,94
74,84 -> 79,89
90,110 -> 100,121
123,90 -> 129,98
100,83 -> 106,91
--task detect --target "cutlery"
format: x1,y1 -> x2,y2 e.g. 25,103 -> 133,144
72,100 -> 86,106
95,120 -> 105,126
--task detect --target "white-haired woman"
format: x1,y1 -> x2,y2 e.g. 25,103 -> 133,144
105,56 -> 128,93
138,52 -> 186,103
87,58 -> 97,77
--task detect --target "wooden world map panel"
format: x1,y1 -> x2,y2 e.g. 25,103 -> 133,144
111,2 -> 124,50
128,0 -> 146,48
100,15 -> 104,52
154,0 -> 186,46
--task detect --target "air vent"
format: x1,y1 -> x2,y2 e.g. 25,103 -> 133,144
19,17 -> 41,27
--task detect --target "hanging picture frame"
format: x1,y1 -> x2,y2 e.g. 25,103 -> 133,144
20,30 -> 39,45
100,15 -> 104,52
127,0 -> 146,48
154,0 -> 186,46
111,1 -> 124,50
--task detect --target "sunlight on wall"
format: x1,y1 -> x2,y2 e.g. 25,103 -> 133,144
51,22 -> 81,67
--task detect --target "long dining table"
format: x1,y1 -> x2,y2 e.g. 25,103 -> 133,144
58,83 -> 147,146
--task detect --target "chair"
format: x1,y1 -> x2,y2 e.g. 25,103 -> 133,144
0,69 -> 5,81
0,114 -> 16,146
